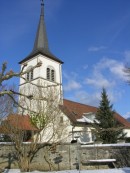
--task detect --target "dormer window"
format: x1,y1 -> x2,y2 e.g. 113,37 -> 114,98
26,66 -> 33,81
46,66 -> 55,82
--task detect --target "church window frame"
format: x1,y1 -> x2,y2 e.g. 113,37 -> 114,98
31,70 -> 33,80
47,68 -> 50,80
51,69 -> 55,82
26,66 -> 34,81
46,66 -> 55,82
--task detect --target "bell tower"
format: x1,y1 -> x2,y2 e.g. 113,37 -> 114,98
19,1 -> 63,113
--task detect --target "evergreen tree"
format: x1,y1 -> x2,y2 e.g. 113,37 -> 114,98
94,88 -> 126,144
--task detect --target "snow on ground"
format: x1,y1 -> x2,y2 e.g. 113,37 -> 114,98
3,168 -> 130,173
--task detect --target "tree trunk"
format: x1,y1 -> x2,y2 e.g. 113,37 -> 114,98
19,156 -> 31,172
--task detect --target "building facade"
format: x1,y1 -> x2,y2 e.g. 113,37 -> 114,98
17,2 -> 130,144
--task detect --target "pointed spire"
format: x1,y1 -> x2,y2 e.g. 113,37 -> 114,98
33,0 -> 49,52
19,0 -> 63,64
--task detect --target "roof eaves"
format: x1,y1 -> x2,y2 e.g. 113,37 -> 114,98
19,51 -> 63,64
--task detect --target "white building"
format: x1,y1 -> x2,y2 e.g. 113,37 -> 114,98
18,2 -> 130,144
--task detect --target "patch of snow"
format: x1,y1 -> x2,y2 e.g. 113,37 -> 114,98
3,169 -> 21,173
3,168 -> 130,173
88,159 -> 116,162
81,143 -> 130,148
77,116 -> 94,123
77,116 -> 99,124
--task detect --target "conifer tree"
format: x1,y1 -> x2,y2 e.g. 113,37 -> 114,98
95,88 -> 126,144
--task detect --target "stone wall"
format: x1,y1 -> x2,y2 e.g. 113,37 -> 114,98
0,143 -> 130,171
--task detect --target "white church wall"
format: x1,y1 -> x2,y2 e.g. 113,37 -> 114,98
19,81 -> 62,115
20,54 -> 62,86
57,111 -> 94,143
33,110 -> 71,143
123,129 -> 130,137
71,126 -> 93,143
19,53 -> 63,114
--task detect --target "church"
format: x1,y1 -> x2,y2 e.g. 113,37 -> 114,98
3,2 -> 130,143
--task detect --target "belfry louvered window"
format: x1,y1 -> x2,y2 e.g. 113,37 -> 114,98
31,70 -> 33,80
51,69 -> 55,81
47,68 -> 50,80
26,66 -> 33,81
46,67 -> 55,82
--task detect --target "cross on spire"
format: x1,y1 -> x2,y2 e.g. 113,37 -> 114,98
41,0 -> 44,6
40,0 -> 44,16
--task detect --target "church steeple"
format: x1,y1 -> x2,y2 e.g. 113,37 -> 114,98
33,1 -> 49,53
19,1 -> 63,64
19,0 -> 63,112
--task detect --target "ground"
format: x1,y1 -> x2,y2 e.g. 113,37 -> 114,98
3,168 -> 130,173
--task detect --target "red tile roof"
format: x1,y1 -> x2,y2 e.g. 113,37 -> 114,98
62,99 -> 130,128
0,114 -> 38,133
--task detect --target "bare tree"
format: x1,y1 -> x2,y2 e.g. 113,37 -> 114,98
0,61 -> 41,124
0,62 -> 41,98
2,86 -> 69,172
0,85 -> 14,119
0,62 -> 69,172
0,84 -> 18,142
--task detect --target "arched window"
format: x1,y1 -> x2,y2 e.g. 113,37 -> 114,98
27,72 -> 30,81
51,69 -> 55,82
47,68 -> 50,80
26,66 -> 33,81
31,70 -> 33,80
46,66 -> 55,82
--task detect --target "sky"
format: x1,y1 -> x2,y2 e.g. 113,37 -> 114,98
0,0 -> 130,119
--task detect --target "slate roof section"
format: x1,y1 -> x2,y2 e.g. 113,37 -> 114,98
62,99 -> 130,128
19,4 -> 63,64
